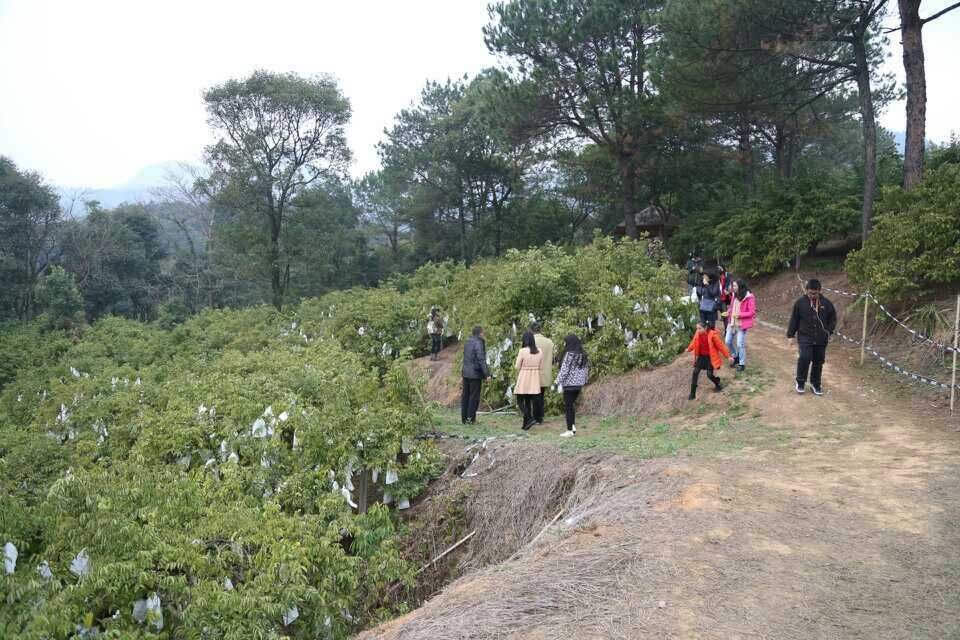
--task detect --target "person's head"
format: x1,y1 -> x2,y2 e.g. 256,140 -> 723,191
695,322 -> 705,332
718,265 -> 726,275
734,278 -> 749,300
472,325 -> 484,339
703,268 -> 718,284
805,279 -> 822,302
704,320 -> 716,331
521,330 -> 539,354
562,333 -> 587,366
529,321 -> 542,333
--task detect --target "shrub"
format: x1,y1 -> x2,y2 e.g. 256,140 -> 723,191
846,163 -> 960,301
36,266 -> 85,329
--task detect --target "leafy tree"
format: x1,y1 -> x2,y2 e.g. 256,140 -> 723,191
58,203 -> 169,320
847,163 -> 960,300
36,266 -> 85,329
0,157 -> 62,321
485,0 -> 668,239
203,71 -> 352,310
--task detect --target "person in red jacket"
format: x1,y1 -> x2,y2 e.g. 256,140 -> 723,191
685,321 -> 734,400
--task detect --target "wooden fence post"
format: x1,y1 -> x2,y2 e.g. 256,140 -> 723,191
951,294 -> 959,416
860,294 -> 870,366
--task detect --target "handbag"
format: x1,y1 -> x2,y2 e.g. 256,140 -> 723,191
699,295 -> 716,312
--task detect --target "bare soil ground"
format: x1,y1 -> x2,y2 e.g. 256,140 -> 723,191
362,324 -> 960,639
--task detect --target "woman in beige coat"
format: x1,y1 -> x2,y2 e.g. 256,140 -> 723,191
514,330 -> 544,430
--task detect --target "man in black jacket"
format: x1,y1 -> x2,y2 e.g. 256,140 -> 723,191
787,279 -> 837,395
461,326 -> 492,424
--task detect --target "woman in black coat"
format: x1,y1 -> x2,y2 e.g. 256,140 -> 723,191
695,269 -> 722,325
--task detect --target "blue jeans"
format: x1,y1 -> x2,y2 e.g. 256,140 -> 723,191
725,326 -> 747,365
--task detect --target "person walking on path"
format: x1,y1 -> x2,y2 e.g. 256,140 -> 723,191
695,269 -> 722,325
717,266 -> 733,332
461,326 -> 491,424
686,321 -> 733,400
530,321 -> 554,424
724,279 -> 755,372
514,331 -> 544,430
787,279 -> 837,395
427,308 -> 444,361
555,334 -> 589,437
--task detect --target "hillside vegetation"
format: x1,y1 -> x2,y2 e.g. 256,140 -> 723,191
0,237 -> 691,639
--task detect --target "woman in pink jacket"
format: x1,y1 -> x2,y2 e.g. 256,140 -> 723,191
724,279 -> 756,372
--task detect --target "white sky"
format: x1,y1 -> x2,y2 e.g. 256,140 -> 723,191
0,0 -> 957,189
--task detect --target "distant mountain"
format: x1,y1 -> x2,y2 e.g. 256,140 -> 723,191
57,162 -> 191,212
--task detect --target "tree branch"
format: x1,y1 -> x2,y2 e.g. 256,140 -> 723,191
922,1 -> 960,24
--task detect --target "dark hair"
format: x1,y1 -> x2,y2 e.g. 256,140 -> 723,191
472,325 -> 484,337
521,330 -> 539,354
561,334 -> 588,368
805,279 -> 822,291
704,320 -> 716,330
734,279 -> 749,301
529,321 -> 542,333
704,269 -> 719,284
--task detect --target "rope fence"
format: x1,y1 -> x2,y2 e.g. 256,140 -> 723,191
753,280 -> 960,406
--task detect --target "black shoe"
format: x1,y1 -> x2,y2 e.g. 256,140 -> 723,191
795,382 -> 805,394
730,358 -> 738,369
688,389 -> 696,400
736,364 -> 745,372
811,385 -> 823,396
713,383 -> 724,392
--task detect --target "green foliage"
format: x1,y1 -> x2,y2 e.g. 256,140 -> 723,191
36,267 -> 85,329
0,304 -> 442,638
714,175 -> 860,276
846,164 -> 960,301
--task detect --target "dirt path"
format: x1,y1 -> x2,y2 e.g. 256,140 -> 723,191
363,326 -> 960,639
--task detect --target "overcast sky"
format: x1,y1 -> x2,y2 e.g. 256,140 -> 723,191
0,0 -> 958,189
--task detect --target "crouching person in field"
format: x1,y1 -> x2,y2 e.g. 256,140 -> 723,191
686,321 -> 733,400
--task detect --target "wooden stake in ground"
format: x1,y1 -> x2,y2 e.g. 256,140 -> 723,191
951,293 -> 959,415
860,294 -> 870,366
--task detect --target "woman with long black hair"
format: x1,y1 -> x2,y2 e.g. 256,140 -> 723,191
555,334 -> 589,437
513,330 -> 544,430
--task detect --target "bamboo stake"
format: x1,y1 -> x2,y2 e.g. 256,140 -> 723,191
860,293 -> 870,366
416,530 -> 476,575
951,294 -> 959,416
508,509 -> 564,562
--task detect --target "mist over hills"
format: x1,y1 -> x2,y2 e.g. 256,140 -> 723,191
57,162 -> 190,212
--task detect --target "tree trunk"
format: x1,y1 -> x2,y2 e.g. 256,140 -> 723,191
269,212 -> 284,311
899,0 -> 926,189
739,124 -> 754,191
618,156 -> 638,239
853,34 -> 878,244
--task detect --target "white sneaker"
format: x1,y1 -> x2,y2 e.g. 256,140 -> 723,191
795,382 -> 805,394
560,430 -> 575,438
811,385 -> 824,396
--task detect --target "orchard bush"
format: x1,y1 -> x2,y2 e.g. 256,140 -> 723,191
0,311 -> 441,639
847,163 -> 960,301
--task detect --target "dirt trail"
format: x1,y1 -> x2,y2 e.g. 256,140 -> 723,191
365,325 -> 960,639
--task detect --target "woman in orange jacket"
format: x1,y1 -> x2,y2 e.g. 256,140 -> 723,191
685,321 -> 734,400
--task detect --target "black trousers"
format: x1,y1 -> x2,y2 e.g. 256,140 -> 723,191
796,343 -> 827,388
430,334 -> 442,355
699,309 -> 717,325
563,388 -> 581,429
532,386 -> 547,422
461,377 -> 482,423
691,355 -> 721,392
517,394 -> 536,427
